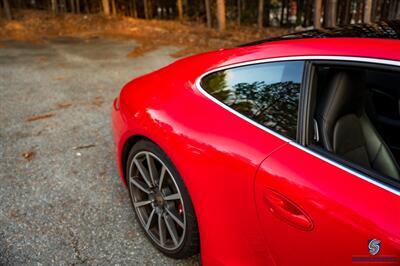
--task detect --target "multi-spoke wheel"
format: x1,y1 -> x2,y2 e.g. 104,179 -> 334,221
126,140 -> 200,258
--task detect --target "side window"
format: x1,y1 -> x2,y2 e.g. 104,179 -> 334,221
311,65 -> 400,183
200,61 -> 304,140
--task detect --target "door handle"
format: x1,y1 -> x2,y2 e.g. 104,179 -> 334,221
263,189 -> 314,231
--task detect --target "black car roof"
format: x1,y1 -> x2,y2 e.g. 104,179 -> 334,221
240,20 -> 400,47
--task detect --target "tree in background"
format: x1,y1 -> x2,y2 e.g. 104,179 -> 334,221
70,0 -> 75,13
258,0 -> 264,29
177,0 -> 183,21
111,0 -> 116,16
205,0 -> 212,28
364,0 -> 373,23
2,0 -> 12,19
51,0 -> 58,15
314,0 -> 322,28
216,0 -> 226,31
2,0 -> 400,32
76,0 -> 80,13
143,0 -> 149,19
237,0 -> 241,26
102,0 -> 110,16
325,0 -> 337,27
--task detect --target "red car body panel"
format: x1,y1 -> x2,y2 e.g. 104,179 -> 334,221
112,38 -> 400,265
256,144 -> 400,265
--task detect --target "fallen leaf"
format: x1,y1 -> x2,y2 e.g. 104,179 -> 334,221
73,144 -> 96,150
22,151 -> 35,161
56,102 -> 72,109
90,96 -> 104,107
8,209 -> 20,218
26,113 -> 55,122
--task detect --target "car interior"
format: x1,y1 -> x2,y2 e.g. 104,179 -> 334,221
309,64 -> 400,183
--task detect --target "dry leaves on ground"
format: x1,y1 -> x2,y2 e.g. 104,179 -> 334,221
0,10 -> 291,58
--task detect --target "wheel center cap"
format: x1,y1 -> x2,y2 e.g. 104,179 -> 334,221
154,193 -> 164,206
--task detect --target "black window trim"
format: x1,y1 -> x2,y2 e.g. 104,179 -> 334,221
195,55 -> 400,196
301,59 -> 400,191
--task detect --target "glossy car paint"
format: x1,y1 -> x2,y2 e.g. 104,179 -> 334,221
256,143 -> 400,265
112,38 -> 400,265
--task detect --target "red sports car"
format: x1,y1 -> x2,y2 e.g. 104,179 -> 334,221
112,22 -> 400,265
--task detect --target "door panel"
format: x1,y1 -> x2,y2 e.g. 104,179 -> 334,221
255,143 -> 400,265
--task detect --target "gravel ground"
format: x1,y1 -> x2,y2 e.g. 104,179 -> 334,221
0,37 -> 200,265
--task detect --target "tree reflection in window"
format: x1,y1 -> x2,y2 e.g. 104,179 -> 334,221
201,61 -> 304,140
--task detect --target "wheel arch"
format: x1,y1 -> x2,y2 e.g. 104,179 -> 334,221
121,134 -> 154,184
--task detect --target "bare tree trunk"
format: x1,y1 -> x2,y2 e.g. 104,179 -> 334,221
325,0 -> 337,27
216,0 -> 226,31
286,0 -> 290,23
111,0 -> 116,16
60,0 -> 67,13
237,0 -> 241,26
371,0 -> 378,21
70,0 -> 75,13
363,0 -> 372,23
380,0 -> 389,20
343,0 -> 351,24
396,0 -> 400,19
83,0 -> 89,13
313,0 -> 322,28
258,0 -> 264,29
360,0 -> 366,21
177,0 -> 183,20
388,0 -> 397,19
280,0 -> 285,25
205,0 -> 211,28
102,0 -> 110,16
143,0 -> 149,19
2,0 -> 12,20
76,0 -> 80,13
148,0 -> 152,18
51,0 -> 58,15
354,0 -> 362,22
303,0 -> 311,26
265,0 -> 271,26
132,0 -> 137,18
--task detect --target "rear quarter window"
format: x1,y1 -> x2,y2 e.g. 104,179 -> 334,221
200,61 -> 304,140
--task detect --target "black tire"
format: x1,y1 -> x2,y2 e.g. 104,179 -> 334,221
126,139 -> 200,259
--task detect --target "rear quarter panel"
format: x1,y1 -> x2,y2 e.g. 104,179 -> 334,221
118,58 -> 289,265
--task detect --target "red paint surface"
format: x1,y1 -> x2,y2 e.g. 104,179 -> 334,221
112,38 -> 400,265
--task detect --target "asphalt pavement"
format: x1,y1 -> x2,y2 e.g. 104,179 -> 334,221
0,37 -> 200,265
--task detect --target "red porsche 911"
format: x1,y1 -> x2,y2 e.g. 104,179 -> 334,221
112,21 -> 400,265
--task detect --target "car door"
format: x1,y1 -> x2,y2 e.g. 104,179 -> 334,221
254,59 -> 400,265
255,144 -> 400,265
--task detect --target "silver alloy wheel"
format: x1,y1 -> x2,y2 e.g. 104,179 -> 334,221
128,151 -> 186,250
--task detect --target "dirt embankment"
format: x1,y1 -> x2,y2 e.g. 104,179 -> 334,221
0,10 -> 290,57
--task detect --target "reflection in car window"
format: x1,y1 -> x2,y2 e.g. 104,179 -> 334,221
200,61 -> 304,139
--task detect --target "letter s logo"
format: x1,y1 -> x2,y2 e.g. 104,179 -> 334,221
368,239 -> 381,256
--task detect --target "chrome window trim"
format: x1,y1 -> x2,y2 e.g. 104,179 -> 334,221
195,55 -> 400,196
